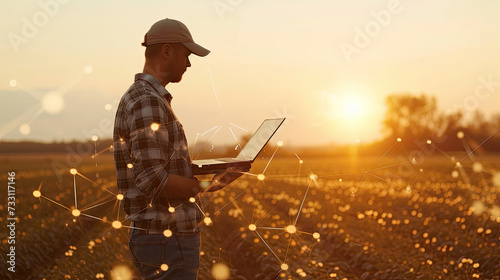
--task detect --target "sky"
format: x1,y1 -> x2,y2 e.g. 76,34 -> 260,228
1,0 -> 500,147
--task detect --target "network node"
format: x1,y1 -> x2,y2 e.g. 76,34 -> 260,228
163,229 -> 173,237
151,123 -> 160,131
277,140 -> 284,147
116,194 -> 124,201
161,264 -> 169,271
72,209 -> 81,217
248,224 -> 257,231
112,220 -> 122,229
204,217 -> 213,226
70,168 -> 77,175
281,263 -> 289,271
257,174 -> 265,181
285,225 -> 297,234
33,190 -> 41,198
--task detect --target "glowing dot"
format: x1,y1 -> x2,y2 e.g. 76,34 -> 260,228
299,159 -> 304,164
285,225 -> 297,234
211,263 -> 230,280
199,181 -> 210,189
339,178 -> 343,182
151,123 -> 160,131
451,170 -> 459,178
168,207 -> 175,213
127,163 -> 133,169
41,92 -> 64,114
70,168 -> 77,175
9,79 -> 17,87
91,135 -> 98,142
357,213 -> 365,219
104,104 -> 112,111
491,172 -> 500,187
313,232 -> 320,239
472,162 -> 482,173
33,190 -> 41,198
426,140 -> 432,144
257,174 -> 265,181
281,263 -> 289,271
72,209 -> 81,217
189,197 -> 196,203
397,138 -> 402,142
163,229 -> 173,237
161,264 -> 169,271
457,131 -> 464,139
248,224 -> 257,231
277,141 -> 284,147
84,65 -> 93,74
110,264 -> 132,280
456,162 -> 461,167
112,220 -> 122,229
309,174 -> 318,181
116,194 -> 124,200
19,124 -> 31,135
204,217 -> 213,226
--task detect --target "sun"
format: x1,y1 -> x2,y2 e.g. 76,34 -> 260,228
326,93 -> 368,122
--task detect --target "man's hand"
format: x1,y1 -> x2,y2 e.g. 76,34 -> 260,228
203,164 -> 251,192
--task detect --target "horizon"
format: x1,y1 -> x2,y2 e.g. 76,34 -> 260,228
2,1 -> 500,147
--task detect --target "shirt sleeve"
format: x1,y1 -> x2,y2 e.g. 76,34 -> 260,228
127,93 -> 172,200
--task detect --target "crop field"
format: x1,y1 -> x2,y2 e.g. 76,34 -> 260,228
1,148 -> 499,280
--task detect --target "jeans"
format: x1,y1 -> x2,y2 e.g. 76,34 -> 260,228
129,230 -> 200,280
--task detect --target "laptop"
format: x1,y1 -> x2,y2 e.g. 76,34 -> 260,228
191,118 -> 285,174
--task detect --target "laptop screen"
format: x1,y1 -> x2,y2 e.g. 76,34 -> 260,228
236,118 -> 285,161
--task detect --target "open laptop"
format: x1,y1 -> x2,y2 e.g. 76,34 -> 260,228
191,118 -> 285,174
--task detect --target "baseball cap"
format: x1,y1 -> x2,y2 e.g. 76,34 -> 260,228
141,18 -> 210,57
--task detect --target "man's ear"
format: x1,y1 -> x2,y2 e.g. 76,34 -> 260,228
160,44 -> 172,59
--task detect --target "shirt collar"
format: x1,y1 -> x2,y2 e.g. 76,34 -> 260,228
135,73 -> 173,104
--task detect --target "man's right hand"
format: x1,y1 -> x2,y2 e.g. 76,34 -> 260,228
203,165 -> 250,192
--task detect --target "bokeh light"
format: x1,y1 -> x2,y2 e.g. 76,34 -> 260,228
211,263 -> 230,280
41,92 -> 65,114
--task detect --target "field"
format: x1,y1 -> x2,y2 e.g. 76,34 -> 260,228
0,147 -> 499,280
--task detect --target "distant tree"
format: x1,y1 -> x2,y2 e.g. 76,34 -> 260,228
383,94 -> 439,143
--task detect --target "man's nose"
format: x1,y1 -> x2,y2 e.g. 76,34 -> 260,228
186,58 -> 191,67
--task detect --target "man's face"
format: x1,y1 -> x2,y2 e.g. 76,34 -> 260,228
166,44 -> 191,83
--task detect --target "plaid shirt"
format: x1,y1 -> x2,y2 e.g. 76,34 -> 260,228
113,73 -> 203,233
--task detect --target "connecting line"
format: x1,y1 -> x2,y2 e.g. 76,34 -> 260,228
0,104 -> 42,139
193,202 -> 207,218
460,138 -> 474,161
195,125 -> 224,160
228,126 -> 237,142
358,141 -> 366,171
366,139 -> 399,172
76,172 -> 116,196
116,200 -> 121,221
216,188 -> 249,213
40,195 -> 71,210
255,230 -> 281,263
368,162 -> 407,172
409,169 -> 423,188
294,181 -> 311,226
366,173 -> 404,189
73,174 -> 78,209
262,146 -> 280,174
205,60 -> 225,121
92,145 -> 112,158
258,227 -> 286,231
460,128 -> 500,162
80,213 -> 105,222
230,122 -> 249,132
80,199 -> 116,212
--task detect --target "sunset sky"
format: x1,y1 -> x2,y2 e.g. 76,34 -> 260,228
2,0 -> 500,147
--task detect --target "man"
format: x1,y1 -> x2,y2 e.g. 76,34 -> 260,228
113,18 -> 249,279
